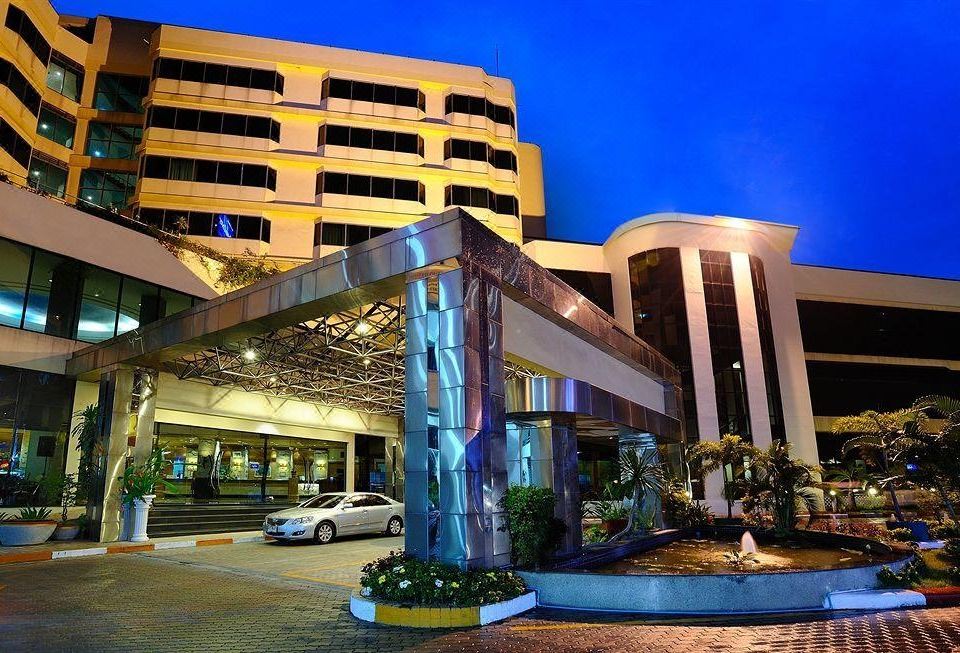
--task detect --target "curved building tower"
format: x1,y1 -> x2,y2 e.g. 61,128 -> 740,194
527,213 -> 818,511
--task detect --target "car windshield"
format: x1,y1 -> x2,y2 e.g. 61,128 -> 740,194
300,494 -> 343,509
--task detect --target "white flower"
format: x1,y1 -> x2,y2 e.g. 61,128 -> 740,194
399,580 -> 411,589
434,579 -> 443,588
392,565 -> 405,573
360,587 -> 372,597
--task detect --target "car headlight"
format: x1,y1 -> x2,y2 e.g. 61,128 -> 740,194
291,516 -> 315,524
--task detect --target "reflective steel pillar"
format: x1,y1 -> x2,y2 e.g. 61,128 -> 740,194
404,266 -> 508,568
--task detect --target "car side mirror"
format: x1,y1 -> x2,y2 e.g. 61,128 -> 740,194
341,503 -> 353,509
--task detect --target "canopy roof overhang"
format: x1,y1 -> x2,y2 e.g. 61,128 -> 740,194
66,210 -> 682,429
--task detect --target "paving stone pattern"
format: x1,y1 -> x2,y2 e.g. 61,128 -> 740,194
2,541 -> 960,653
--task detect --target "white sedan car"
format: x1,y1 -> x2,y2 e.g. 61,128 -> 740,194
263,492 -> 404,544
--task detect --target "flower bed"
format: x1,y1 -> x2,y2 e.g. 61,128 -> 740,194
359,550 -> 528,607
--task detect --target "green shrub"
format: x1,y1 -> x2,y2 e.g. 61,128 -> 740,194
930,521 -> 960,540
661,478 -> 714,528
943,538 -> 960,562
16,507 -> 52,521
499,485 -> 566,569
856,495 -> 887,511
889,527 -> 916,542
359,551 -> 527,607
877,557 -> 926,588
583,524 -> 607,544
597,502 -> 629,522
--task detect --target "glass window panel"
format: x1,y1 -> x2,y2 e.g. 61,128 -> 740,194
76,266 -> 121,342
395,132 -> 418,154
371,130 -> 393,151
325,125 -> 349,146
194,160 -> 218,183
240,164 -> 267,188
346,225 -> 369,246
394,179 -> 419,202
320,222 -> 345,246
246,116 -> 270,139
371,176 -> 393,199
169,158 -> 195,181
197,111 -> 222,133
203,63 -> 227,85
352,82 -> 373,102
0,239 -> 30,329
347,175 -> 371,196
216,162 -> 242,185
226,66 -> 251,88
24,251 -> 79,338
161,288 -> 193,318
28,159 -> 68,197
249,69 -> 274,91
174,109 -> 199,131
180,61 -> 205,82
157,58 -> 182,80
150,106 -> 176,129
117,277 -> 161,334
213,213 -> 237,238
236,216 -> 261,240
396,87 -> 418,108
186,211 -> 213,236
327,78 -> 351,99
322,172 -> 347,194
349,128 -> 372,149
221,113 -> 246,136
373,84 -> 395,104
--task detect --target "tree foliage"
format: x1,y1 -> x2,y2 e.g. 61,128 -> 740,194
498,485 -> 566,569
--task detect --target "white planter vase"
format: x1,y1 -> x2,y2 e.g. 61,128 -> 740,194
0,521 -> 57,546
126,495 -> 155,543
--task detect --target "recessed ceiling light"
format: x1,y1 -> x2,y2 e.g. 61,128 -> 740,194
243,349 -> 257,361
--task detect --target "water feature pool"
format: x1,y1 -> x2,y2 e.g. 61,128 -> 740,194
590,537 -> 902,575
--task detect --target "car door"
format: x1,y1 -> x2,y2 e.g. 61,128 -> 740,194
336,495 -> 368,534
360,494 -> 393,533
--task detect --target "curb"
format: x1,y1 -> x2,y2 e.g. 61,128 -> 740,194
350,591 -> 537,628
823,588 -> 926,610
917,587 -> 960,607
0,533 -> 271,565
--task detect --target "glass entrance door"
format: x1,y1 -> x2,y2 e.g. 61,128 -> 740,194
155,424 -> 347,504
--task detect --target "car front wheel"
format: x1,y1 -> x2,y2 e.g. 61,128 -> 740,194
386,516 -> 403,536
314,521 -> 335,544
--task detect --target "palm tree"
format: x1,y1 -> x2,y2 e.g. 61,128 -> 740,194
832,410 -> 921,522
611,448 -> 665,541
824,463 -> 870,512
911,395 -> 960,521
689,434 -> 759,519
747,441 -> 819,536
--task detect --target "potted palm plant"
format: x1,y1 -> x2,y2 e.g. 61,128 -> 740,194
39,473 -> 83,540
0,507 -> 57,546
610,448 -> 666,541
119,446 -> 173,542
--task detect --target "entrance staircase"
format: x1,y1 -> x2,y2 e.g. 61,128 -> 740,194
147,503 -> 296,538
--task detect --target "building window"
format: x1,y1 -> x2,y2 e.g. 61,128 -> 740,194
549,269 -> 614,316
152,57 -> 284,95
318,124 -> 422,155
141,156 -> 277,191
628,248 -> 700,446
27,155 -> 67,197
147,106 -> 281,142
444,94 -> 515,128
138,207 -> 271,243
321,77 -> 424,111
0,365 -> 75,494
86,122 -> 143,160
313,221 -> 391,247
36,104 -> 75,148
0,58 -> 40,115
797,299 -> 960,361
45,52 -> 83,102
443,184 -> 519,217
1,234 -> 199,341
0,116 -> 31,168
93,73 -> 149,113
78,169 -> 138,209
316,172 -> 424,203
444,138 -> 517,172
700,250 -> 751,440
749,257 -> 786,443
4,5 -> 50,65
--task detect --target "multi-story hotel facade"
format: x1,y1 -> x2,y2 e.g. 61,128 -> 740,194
0,1 -> 957,555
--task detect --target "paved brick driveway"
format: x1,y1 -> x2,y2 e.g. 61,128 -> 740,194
2,538 -> 960,652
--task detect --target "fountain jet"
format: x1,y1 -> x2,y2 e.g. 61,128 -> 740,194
740,531 -> 758,554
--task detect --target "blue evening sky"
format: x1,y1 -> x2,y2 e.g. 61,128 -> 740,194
55,1 -> 960,279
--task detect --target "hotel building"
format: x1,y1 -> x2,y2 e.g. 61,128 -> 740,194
0,1 -> 957,558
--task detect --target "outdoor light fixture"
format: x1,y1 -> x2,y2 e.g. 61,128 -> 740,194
867,487 -> 878,497
355,320 -> 371,335
829,489 -> 837,496
269,376 -> 278,384
243,349 -> 257,361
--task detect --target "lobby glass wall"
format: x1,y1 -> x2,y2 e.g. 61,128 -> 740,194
154,424 -> 347,504
0,364 -> 75,506
0,236 -> 200,342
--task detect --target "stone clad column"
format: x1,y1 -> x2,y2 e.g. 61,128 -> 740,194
404,265 -> 508,568
90,367 -> 157,542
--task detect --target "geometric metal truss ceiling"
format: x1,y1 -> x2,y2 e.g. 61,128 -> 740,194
165,295 -> 549,417
166,298 -> 406,416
